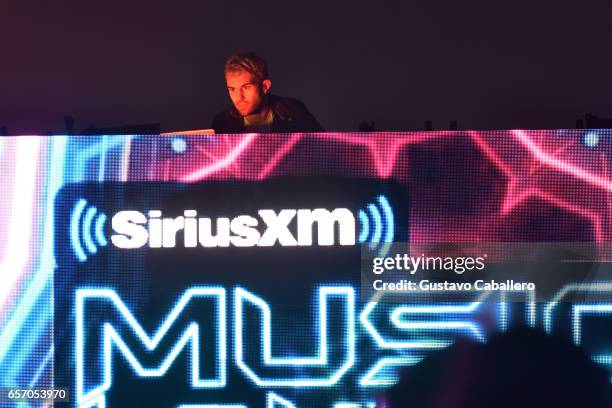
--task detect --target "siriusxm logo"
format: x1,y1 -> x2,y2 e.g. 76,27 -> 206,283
110,208 -> 356,249
69,194 -> 395,259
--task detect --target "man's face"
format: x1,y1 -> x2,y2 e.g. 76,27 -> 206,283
225,70 -> 270,117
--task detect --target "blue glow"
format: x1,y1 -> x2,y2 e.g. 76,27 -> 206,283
584,132 -> 599,147
4,285 -> 53,385
498,290 -> 537,331
76,287 -> 227,406
359,294 -> 488,389
28,345 -> 53,388
377,195 -> 394,243
82,206 -> 99,255
172,137 -> 188,153
95,212 -> 108,247
236,287 -> 328,366
0,136 -> 66,371
267,391 -> 297,408
71,198 -> 88,262
390,302 -> 485,342
234,286 -> 355,387
358,195 -> 394,255
367,204 -> 382,249
593,354 -> 612,364
526,299 -> 537,327
72,136 -> 126,182
80,394 -> 106,408
572,303 -> 612,345
1,136 -> 128,393
592,355 -> 612,383
70,201 -> 108,261
498,301 -> 508,332
98,136 -> 109,182
360,355 -> 422,386
544,282 -> 612,334
360,299 -> 460,350
177,405 -> 246,408
357,209 -> 369,243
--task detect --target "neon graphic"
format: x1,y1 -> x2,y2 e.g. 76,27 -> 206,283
76,287 -> 227,407
70,199 -> 109,262
267,391 -> 297,408
360,291 -> 491,350
0,136 -> 41,309
390,302 -> 486,342
180,134 -> 257,182
358,195 -> 395,256
497,290 -> 537,331
177,405 -> 246,408
543,282 -> 612,334
234,286 -> 355,387
360,355 -> 423,387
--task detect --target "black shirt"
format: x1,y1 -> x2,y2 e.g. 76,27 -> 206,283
211,95 -> 324,133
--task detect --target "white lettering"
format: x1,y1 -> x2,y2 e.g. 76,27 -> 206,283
111,211 -> 148,249
110,207 -> 357,249
296,208 -> 355,246
258,209 -> 297,246
229,215 -> 260,247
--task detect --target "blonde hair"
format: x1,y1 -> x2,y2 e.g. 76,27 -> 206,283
224,52 -> 268,82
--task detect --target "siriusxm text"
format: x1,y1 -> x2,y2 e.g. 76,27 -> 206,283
110,208 -> 356,249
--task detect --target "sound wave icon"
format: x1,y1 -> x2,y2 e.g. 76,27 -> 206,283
358,195 -> 395,256
70,198 -> 108,262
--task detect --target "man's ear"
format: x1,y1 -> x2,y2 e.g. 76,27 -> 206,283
262,79 -> 272,94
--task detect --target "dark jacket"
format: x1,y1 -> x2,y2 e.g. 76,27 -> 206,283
211,95 -> 324,133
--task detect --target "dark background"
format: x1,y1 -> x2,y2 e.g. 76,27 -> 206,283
2,0 -> 611,134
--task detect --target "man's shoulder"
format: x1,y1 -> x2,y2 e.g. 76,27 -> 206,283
269,95 -> 310,118
269,95 -> 324,132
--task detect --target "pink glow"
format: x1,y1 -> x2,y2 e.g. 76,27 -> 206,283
512,130 -> 612,192
158,130 -> 611,243
256,134 -> 303,180
309,132 -> 455,178
179,134 -> 257,182
469,131 -> 608,242
178,131 -> 454,182
0,137 -> 41,309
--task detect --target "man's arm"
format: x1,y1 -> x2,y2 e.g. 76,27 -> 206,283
211,109 -> 245,134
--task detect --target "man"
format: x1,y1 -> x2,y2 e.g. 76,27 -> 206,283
211,52 -> 324,133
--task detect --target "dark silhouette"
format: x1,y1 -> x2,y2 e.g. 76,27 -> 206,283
381,328 -> 611,407
80,123 -> 160,135
64,116 -> 75,135
358,120 -> 376,132
585,113 -> 612,128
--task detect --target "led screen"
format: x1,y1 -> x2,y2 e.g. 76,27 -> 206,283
0,130 -> 611,407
